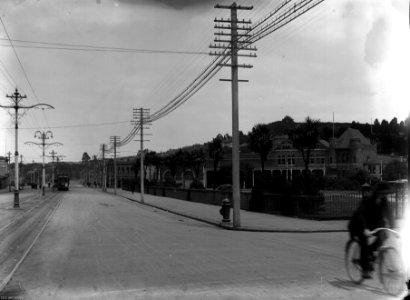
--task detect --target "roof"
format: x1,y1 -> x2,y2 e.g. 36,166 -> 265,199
336,128 -> 371,149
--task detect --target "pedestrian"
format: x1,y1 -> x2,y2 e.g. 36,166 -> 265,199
347,182 -> 395,279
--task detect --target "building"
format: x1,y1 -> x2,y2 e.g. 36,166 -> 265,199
101,128 -> 395,190
0,157 -> 8,189
204,128 -> 389,188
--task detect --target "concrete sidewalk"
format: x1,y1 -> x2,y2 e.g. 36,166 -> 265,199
106,188 -> 349,233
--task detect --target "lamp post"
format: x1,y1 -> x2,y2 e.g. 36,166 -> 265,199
0,88 -> 54,207
25,131 -> 62,196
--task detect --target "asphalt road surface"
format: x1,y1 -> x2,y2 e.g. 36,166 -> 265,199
1,185 -> 406,299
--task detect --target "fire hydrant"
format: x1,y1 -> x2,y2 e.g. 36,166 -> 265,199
219,198 -> 231,223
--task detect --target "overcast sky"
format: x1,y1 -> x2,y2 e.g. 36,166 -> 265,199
0,0 -> 409,163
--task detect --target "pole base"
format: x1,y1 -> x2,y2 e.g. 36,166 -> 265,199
13,190 -> 20,208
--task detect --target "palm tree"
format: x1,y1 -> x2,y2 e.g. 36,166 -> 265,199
186,149 -> 205,188
288,116 -> 320,173
81,152 -> 91,184
248,124 -> 272,172
207,134 -> 224,188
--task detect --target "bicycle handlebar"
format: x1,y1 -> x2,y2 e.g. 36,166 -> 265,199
367,227 -> 401,237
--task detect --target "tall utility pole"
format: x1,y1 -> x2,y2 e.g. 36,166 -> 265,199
49,150 -> 57,186
211,3 -> 256,228
0,88 -> 54,208
6,151 -> 11,192
19,154 -> 23,186
132,108 -> 151,204
25,131 -> 62,196
47,150 -> 65,188
101,144 -> 107,192
110,136 -> 120,195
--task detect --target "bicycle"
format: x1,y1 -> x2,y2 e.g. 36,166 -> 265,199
345,227 -> 407,296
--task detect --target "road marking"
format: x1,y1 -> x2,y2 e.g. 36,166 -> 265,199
0,195 -> 63,292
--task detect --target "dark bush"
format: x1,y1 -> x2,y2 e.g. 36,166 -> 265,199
189,179 -> 205,189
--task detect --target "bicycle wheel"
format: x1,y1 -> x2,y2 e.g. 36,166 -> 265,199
378,247 -> 406,296
345,239 -> 364,284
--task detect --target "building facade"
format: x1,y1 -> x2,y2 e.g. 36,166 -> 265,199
101,128 -> 396,190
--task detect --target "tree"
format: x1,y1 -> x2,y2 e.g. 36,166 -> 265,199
289,116 -> 320,173
383,160 -> 407,181
164,152 -> 179,184
143,150 -> 158,181
207,134 -> 224,188
147,151 -> 162,182
281,115 -> 296,135
81,152 -> 91,184
248,124 -> 272,172
81,152 -> 90,163
175,149 -> 188,187
186,149 -> 205,180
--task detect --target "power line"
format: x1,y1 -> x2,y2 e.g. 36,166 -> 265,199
108,0 -> 326,150
0,120 -> 130,130
0,16 -> 51,131
0,39 -> 209,55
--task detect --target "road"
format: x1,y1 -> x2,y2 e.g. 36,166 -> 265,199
0,185 -> 405,299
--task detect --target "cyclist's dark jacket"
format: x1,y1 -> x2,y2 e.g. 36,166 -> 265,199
348,194 -> 394,236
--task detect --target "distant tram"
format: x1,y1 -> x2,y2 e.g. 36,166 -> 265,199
55,175 -> 70,191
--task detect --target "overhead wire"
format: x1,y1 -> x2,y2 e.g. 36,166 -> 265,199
105,0 -> 302,154
0,40 -> 209,55
0,16 -> 52,133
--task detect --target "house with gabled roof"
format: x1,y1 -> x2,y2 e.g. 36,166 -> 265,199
327,128 -> 385,179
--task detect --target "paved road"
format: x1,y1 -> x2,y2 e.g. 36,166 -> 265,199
1,185 -> 406,299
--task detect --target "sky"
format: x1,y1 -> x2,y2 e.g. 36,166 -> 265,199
0,0 -> 409,163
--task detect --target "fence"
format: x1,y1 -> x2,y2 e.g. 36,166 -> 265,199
127,184 -> 408,220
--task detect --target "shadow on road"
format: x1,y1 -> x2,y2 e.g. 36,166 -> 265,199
328,278 -> 386,296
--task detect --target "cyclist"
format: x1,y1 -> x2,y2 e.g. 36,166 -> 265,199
348,182 -> 395,279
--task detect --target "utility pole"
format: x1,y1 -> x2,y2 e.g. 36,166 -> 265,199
25,131 -> 62,196
19,154 -> 23,187
49,150 -> 57,187
0,88 -> 54,208
101,144 -> 107,192
132,108 -> 151,204
109,136 -> 120,195
47,150 -> 65,189
211,3 -> 256,228
6,151 -> 11,192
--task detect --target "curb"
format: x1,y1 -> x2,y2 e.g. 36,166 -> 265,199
109,191 -> 348,234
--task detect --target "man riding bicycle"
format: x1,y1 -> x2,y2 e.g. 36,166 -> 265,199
348,182 -> 395,279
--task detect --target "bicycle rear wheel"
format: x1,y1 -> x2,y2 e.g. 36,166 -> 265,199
345,239 -> 364,284
378,247 -> 406,296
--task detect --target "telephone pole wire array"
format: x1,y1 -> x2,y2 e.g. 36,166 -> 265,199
0,88 -> 54,207
110,136 -> 121,195
132,108 -> 151,204
210,2 -> 256,229
25,131 -> 62,196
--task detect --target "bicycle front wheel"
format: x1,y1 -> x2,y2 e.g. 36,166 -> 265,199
345,239 -> 364,284
378,247 -> 406,296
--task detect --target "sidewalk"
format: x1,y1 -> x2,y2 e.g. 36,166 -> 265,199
106,188 -> 349,233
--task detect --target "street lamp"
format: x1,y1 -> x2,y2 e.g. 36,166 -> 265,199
0,88 -> 54,208
25,131 -> 62,196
